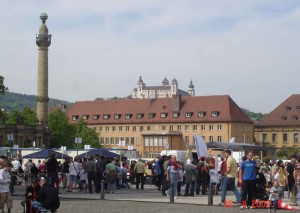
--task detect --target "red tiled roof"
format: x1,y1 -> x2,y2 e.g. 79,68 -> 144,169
255,94 -> 300,127
67,95 -> 253,125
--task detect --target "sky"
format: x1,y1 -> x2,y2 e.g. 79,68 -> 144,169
0,0 -> 300,113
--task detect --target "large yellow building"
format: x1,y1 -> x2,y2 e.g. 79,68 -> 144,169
67,95 -> 253,158
254,94 -> 300,148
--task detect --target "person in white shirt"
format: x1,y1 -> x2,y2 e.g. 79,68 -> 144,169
0,162 -> 13,213
68,158 -> 81,192
11,159 -> 20,173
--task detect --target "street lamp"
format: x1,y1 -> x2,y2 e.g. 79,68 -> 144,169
7,133 -> 13,158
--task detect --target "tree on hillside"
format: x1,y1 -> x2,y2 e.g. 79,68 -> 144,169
48,109 -> 76,148
276,147 -> 300,160
0,76 -> 8,95
75,118 -> 101,148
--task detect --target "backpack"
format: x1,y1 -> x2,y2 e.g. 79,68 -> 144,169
198,162 -> 207,174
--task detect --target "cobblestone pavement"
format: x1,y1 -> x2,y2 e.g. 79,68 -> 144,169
10,184 -> 300,213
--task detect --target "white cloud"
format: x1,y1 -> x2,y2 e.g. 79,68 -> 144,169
0,0 -> 300,113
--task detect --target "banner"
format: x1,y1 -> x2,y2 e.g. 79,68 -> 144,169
193,135 -> 208,158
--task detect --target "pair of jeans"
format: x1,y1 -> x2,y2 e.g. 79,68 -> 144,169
87,171 -> 96,193
221,176 -> 241,203
136,173 -> 144,189
32,200 -> 47,212
195,180 -> 207,195
184,181 -> 195,195
241,180 -> 256,206
167,173 -> 178,196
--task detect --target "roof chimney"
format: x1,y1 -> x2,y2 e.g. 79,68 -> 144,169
172,94 -> 181,112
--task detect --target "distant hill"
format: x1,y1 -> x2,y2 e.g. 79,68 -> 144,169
0,92 -> 72,111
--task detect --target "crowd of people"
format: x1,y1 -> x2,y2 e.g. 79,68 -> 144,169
1,150 -> 300,212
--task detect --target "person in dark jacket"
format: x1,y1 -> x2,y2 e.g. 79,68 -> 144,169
32,177 -> 60,213
46,154 -> 59,189
22,178 -> 40,213
30,163 -> 39,179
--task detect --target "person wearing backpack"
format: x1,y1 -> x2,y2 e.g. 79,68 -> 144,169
195,157 -> 208,195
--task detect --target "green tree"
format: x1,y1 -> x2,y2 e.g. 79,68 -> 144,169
0,76 -> 8,95
48,109 -> 76,148
75,118 -> 100,148
5,109 -> 20,124
276,147 -> 300,160
21,107 -> 37,125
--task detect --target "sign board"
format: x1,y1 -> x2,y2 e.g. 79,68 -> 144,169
32,141 -> 36,147
75,137 -> 82,144
163,143 -> 169,149
128,146 -> 134,150
61,146 -> 67,151
13,145 -> 19,149
7,134 -> 13,141
84,145 -> 90,150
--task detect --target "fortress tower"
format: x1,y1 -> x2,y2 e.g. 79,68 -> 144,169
36,13 -> 51,125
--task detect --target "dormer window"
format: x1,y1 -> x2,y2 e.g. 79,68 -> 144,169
286,106 -> 291,111
281,115 -> 287,121
125,114 -> 132,120
297,106 -> 300,111
160,113 -> 168,118
185,112 -> 193,118
148,113 -> 156,119
292,115 -> 298,121
136,113 -> 144,119
114,114 -> 121,120
172,112 -> 180,118
198,112 -> 206,118
72,115 -> 79,121
103,114 -> 110,120
82,115 -> 89,120
92,115 -> 100,120
211,111 -> 220,117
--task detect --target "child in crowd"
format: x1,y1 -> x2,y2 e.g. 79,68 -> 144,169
269,180 -> 284,212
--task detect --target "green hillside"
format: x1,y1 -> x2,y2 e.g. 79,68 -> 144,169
0,92 -> 72,111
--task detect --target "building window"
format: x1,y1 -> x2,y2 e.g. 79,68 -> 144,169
198,112 -> 206,118
72,115 -> 79,121
92,115 -> 100,120
283,133 -> 288,144
294,133 -> 298,143
115,137 -> 119,146
217,136 -> 222,142
125,114 -> 132,120
160,113 -> 167,118
147,126 -> 151,131
177,125 -> 181,131
119,126 -> 123,132
209,136 -> 213,142
162,125 -> 166,131
132,126 -> 136,132
262,133 -> 267,143
217,124 -> 222,131
148,113 -> 156,119
185,136 -> 189,144
136,137 -> 141,146
99,127 -> 103,132
211,111 -> 220,117
193,124 -> 197,131
292,116 -> 298,121
136,113 -> 144,119
125,126 -> 130,132
201,124 -> 205,131
281,116 -> 287,121
272,133 -> 277,144
105,137 -> 109,145
169,125 -> 173,131
140,126 -> 144,132
145,137 -> 149,146
286,106 -> 291,111
103,114 -> 110,120
172,112 -> 180,118
105,126 -> 109,132
185,112 -> 193,118
110,137 -> 114,145
297,106 -> 300,111
114,114 -> 121,120
82,115 -> 89,120
185,124 -> 189,131
130,137 -> 134,145
100,137 -> 104,145
112,126 -> 116,132
209,124 -> 213,131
